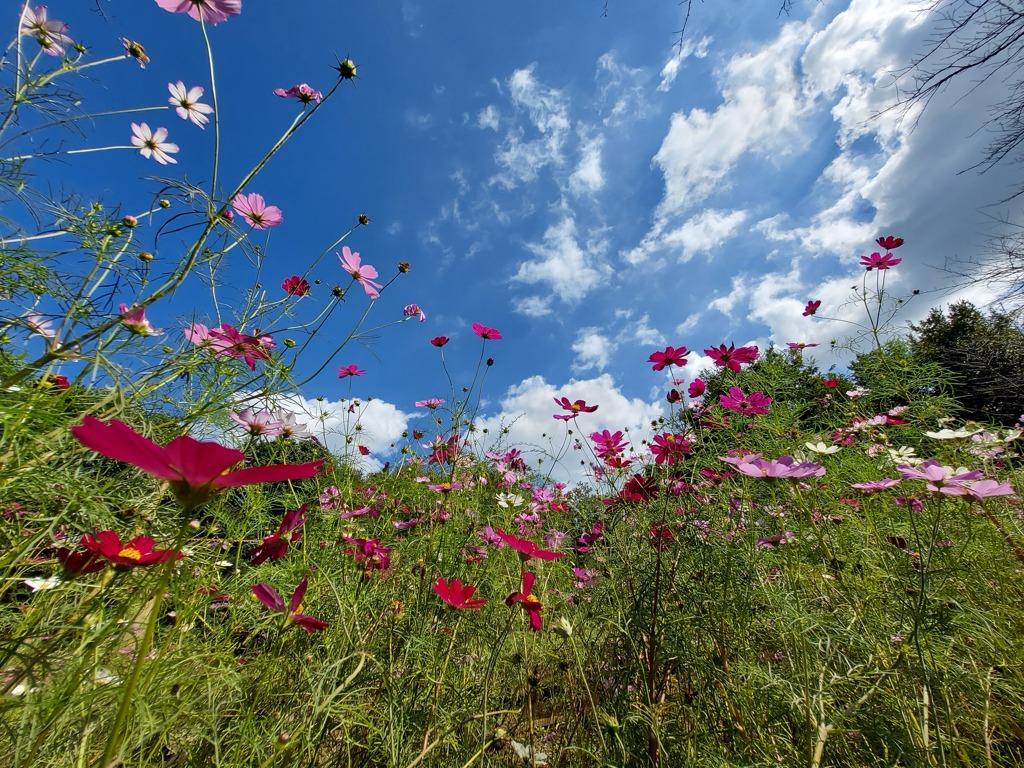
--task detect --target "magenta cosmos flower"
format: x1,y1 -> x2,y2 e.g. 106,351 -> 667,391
154,0 -> 242,24
273,83 -> 322,104
71,416 -> 324,508
80,530 -> 183,569
247,506 -> 306,565
506,571 -> 543,631
650,433 -> 690,465
705,343 -> 759,372
187,322 -> 274,371
859,252 -> 902,270
231,193 -> 282,229
338,246 -> 383,299
403,304 -> 426,322
430,336 -> 449,347
168,82 -> 213,128
252,577 -> 328,632
648,345 -> 688,371
119,304 -> 161,335
494,528 -> 563,562
20,5 -> 73,56
553,397 -> 598,420
337,364 -> 366,378
876,235 -> 904,250
688,378 -> 706,398
281,275 -> 310,296
735,455 -> 825,480
472,322 -> 502,340
787,342 -> 819,349
130,123 -> 178,165
719,387 -> 772,415
434,577 -> 488,610
803,300 -> 821,317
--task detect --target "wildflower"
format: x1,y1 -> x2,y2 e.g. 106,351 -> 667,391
20,6 -> 73,56
430,336 -> 449,347
229,409 -> 285,437
434,577 -> 488,610
23,576 -> 61,591
553,397 -> 598,419
648,345 -> 689,371
154,0 -> 242,24
38,374 -> 70,391
415,398 -> 444,408
428,481 -> 464,492
130,123 -> 179,165
494,529 -> 563,562
757,531 -> 795,549
343,537 -> 392,572
198,323 -> 273,370
543,528 -> 567,550
897,460 -> 982,495
803,300 -> 821,316
231,193 -> 282,229
54,547 -> 104,575
506,571 -> 543,631
719,387 -> 772,416
805,441 -> 840,455
24,312 -> 56,339
281,275 -> 310,296
687,378 -> 706,398
403,303 -> 426,321
787,342 -> 819,349
822,377 -> 840,389
119,303 -> 161,335
846,387 -> 868,398
650,432 -> 690,465
964,480 -> 1016,500
510,740 -> 548,765
876,235 -> 904,250
252,577 -> 328,632
167,81 -> 213,128
272,83 -> 322,104
358,446 -> 370,456
80,531 -> 183,569
121,38 -> 149,67
851,478 -> 901,493
472,322 -> 502,340
70,416 -> 324,508
247,506 -> 306,565
705,343 -> 759,372
924,427 -> 981,440
735,455 -> 825,479
338,246 -> 383,299
337,364 -> 366,378
666,389 -> 681,403
859,252 -> 901,270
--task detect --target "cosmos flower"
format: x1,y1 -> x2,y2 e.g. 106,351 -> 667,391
272,83 -> 322,104
338,246 -> 383,299
415,398 -> 444,408
648,345 -> 689,371
80,530 -> 183,569
494,529 -> 563,562
403,304 -> 426,322
247,506 -> 306,565
281,275 -> 310,296
802,300 -> 821,316
430,336 -> 449,347
119,303 -> 161,335
704,343 -> 759,372
859,252 -> 902,270
231,193 -> 283,229
687,378 -> 706,398
434,577 -> 488,610
472,322 -> 502,340
168,81 -> 213,128
252,577 -> 328,632
553,397 -> 598,420
20,5 -> 73,56
229,409 -> 285,437
337,364 -> 366,378
130,123 -> 179,165
876,235 -> 904,250
506,570 -> 543,631
719,387 -> 772,416
154,0 -> 242,25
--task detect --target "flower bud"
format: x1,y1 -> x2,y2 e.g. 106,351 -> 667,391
358,213 -> 370,226
159,199 -> 171,209
335,58 -> 357,80
122,215 -> 138,228
139,251 -> 155,262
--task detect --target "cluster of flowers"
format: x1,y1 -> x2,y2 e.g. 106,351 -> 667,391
185,322 -> 275,371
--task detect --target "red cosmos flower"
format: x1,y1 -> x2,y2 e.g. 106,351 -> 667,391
494,528 -> 564,562
80,530 -> 183,568
357,445 -> 370,456
472,322 -> 502,340
38,374 -> 70,391
704,344 -> 759,373
876,235 -> 904,250
252,577 -> 328,633
247,506 -> 306,565
822,377 -> 840,389
553,397 -> 599,420
434,576 -> 488,610
666,389 -> 681,403
54,547 -> 105,575
859,252 -> 902,270
803,300 -> 821,316
688,378 -> 706,398
70,416 -> 324,509
282,275 -> 310,296
343,537 -> 392,572
430,336 -> 449,347
648,345 -> 689,371
505,570 -> 543,631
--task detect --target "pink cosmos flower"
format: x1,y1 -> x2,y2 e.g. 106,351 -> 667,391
506,570 -> 543,631
735,455 -> 825,480
403,304 -> 426,322
650,433 -> 690,465
231,193 -> 282,229
687,378 -> 706,398
71,416 -> 324,508
154,0 -> 242,24
787,342 -> 819,349
415,398 -> 444,408
272,83 -> 322,104
343,537 -> 392,572
705,343 -> 759,372
472,322 -> 502,340
20,5 -> 73,55
430,336 -> 449,347
337,364 -> 366,378
719,387 -> 772,416
850,478 -> 901,493
25,312 -> 56,339
803,300 -> 821,316
964,480 -> 1016,500
119,303 -> 161,335
229,409 -> 284,437
876,235 -> 904,250
168,82 -> 213,128
859,252 -> 902,270
434,577 -> 488,610
247,506 -> 306,565
428,481 -> 464,492
199,323 -> 273,370
338,246 -> 382,299
553,397 -> 599,420
130,123 -> 179,165
252,577 -> 328,632
281,275 -> 309,296
648,345 -> 689,371
494,528 -> 563,562
897,460 -> 982,495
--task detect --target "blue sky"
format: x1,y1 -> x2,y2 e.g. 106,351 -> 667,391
9,0 -> 1021,481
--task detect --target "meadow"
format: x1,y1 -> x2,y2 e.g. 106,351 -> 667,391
2,3 -> 1024,767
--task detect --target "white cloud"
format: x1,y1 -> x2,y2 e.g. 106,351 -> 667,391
569,132 -> 605,196
513,216 -> 612,304
477,104 -> 500,131
657,35 -> 711,91
662,208 -> 749,262
513,295 -> 554,318
572,328 -> 613,372
596,51 -> 653,125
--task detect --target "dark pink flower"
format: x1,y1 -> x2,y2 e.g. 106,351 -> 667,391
54,547 -> 105,576
338,246 -> 382,299
282,276 -> 309,296
80,530 -> 183,569
430,336 -> 449,347
822,377 -> 840,389
403,304 -> 426,322
343,537 -> 392,572
428,481 -> 464,492
802,300 -> 821,316
272,83 -> 322,104
252,577 -> 328,632
648,345 -> 689,371
787,342 -> 819,349
337,364 -> 366,378
494,528 -> 563,562
553,397 -> 598,420
434,577 -> 487,610
650,433 -> 690,465
705,343 -> 759,372
358,445 -> 370,456
232,193 -> 282,229
859,252 -> 901,270
200,323 -> 273,370
247,506 -> 306,565
472,322 -> 502,340
876,235 -> 904,250
153,0 -> 241,24
505,570 -> 543,631
851,478 -> 901,493
719,387 -> 772,415
687,378 -> 706,398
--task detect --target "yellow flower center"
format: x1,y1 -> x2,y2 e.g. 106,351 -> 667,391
117,547 -> 143,561
525,594 -> 541,605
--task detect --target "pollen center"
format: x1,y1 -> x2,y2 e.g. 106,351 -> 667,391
117,547 -> 143,561
525,595 -> 541,605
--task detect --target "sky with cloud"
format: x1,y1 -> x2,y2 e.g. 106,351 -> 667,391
12,0 -> 1022,482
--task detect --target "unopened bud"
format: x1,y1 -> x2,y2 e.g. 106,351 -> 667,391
358,213 -> 370,226
139,251 -> 154,262
159,199 -> 171,209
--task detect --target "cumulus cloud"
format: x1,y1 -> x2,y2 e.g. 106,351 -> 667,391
572,328 -> 613,372
513,215 -> 612,304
